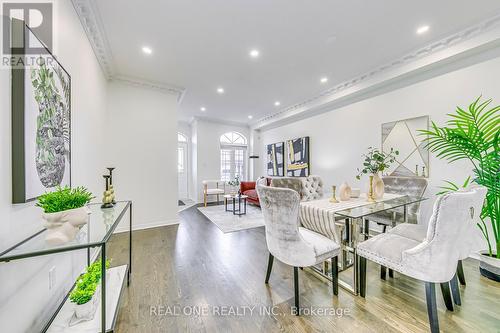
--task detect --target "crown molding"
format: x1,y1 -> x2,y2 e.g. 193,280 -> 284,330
190,116 -> 250,129
252,12 -> 500,130
112,75 -> 186,102
71,0 -> 114,78
71,0 -> 187,102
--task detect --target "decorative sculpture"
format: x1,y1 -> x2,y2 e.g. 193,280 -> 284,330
329,185 -> 339,203
339,182 -> 352,201
107,167 -> 116,204
101,175 -> 114,209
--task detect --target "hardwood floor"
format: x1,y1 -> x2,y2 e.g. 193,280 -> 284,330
109,206 -> 500,333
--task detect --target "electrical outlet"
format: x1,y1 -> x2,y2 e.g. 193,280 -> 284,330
49,266 -> 56,290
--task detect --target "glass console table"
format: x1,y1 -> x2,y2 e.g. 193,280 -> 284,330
0,200 -> 133,332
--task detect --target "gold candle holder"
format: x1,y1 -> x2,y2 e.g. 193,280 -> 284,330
367,175 -> 376,202
329,185 -> 339,203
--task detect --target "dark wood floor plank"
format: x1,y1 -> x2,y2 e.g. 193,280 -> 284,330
108,206 -> 500,333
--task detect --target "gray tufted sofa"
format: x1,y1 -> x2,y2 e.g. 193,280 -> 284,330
270,175 -> 324,201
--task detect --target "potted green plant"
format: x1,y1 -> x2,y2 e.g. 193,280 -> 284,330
356,147 -> 399,200
70,259 -> 110,322
227,175 -> 241,196
420,96 -> 500,281
36,186 -> 94,245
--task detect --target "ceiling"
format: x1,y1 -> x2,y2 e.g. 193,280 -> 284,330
92,0 -> 500,125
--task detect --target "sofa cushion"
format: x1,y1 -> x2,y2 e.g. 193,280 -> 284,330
243,189 -> 258,199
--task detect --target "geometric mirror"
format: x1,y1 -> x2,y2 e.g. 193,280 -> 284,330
382,116 -> 429,177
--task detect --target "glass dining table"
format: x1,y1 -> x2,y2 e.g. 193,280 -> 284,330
299,194 -> 427,295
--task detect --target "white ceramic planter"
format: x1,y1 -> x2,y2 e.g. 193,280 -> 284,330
42,206 -> 91,245
479,251 -> 500,282
74,285 -> 100,321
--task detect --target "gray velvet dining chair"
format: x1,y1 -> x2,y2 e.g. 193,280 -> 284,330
366,176 -> 428,279
356,186 -> 487,333
388,185 -> 486,300
256,185 -> 341,315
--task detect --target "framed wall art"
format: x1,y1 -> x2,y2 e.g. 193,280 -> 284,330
286,136 -> 310,177
266,142 -> 284,176
12,19 -> 71,203
381,116 -> 429,177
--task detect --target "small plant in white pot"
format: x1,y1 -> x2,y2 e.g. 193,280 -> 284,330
69,259 -> 110,324
420,96 -> 500,281
36,186 -> 94,245
356,147 -> 399,200
227,175 -> 241,196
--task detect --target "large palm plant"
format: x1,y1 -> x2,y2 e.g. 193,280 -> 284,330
420,97 -> 500,258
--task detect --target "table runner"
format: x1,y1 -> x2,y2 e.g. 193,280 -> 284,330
299,193 -> 403,243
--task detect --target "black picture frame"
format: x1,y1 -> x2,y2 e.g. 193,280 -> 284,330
286,136 -> 310,177
11,19 -> 72,203
266,142 -> 284,176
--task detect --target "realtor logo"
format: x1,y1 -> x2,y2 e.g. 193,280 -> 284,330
2,2 -> 53,54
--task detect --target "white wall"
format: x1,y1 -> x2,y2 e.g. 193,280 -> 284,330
107,81 -> 178,231
259,55 -> 500,253
191,119 -> 250,203
0,1 -> 108,331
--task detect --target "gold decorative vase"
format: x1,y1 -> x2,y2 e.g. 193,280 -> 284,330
367,175 -> 376,202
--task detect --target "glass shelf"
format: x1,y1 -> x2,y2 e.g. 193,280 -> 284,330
335,196 -> 427,219
0,201 -> 131,262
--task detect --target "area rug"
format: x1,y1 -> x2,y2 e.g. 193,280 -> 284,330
197,204 -> 265,233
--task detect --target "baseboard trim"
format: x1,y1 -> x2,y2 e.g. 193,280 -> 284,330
113,218 -> 180,234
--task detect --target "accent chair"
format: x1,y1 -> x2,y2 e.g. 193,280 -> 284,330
202,180 -> 225,207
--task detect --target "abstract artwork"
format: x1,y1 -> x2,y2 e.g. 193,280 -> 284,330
267,142 -> 284,176
12,22 -> 71,203
286,137 -> 310,177
381,116 -> 429,177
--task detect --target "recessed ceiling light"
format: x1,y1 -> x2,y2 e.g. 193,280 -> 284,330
248,115 -> 253,119
200,107 -> 206,112
249,49 -> 260,58
274,101 -> 281,106
416,25 -> 430,35
217,87 -> 225,94
320,77 -> 328,83
142,46 -> 153,55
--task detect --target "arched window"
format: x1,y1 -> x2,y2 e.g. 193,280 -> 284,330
220,132 -> 247,181
220,132 -> 246,145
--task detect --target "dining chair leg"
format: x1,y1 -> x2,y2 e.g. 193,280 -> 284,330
294,267 -> 299,315
265,254 -> 274,283
457,260 -> 466,286
439,282 -> 454,311
380,225 -> 389,280
450,273 -> 461,306
332,256 -> 338,296
359,256 -> 367,297
425,282 -> 440,333
380,265 -> 387,280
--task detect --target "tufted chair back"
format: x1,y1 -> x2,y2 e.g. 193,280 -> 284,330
403,186 -> 487,282
301,175 -> 324,201
270,178 -> 303,198
256,185 -> 320,267
383,176 -> 428,222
